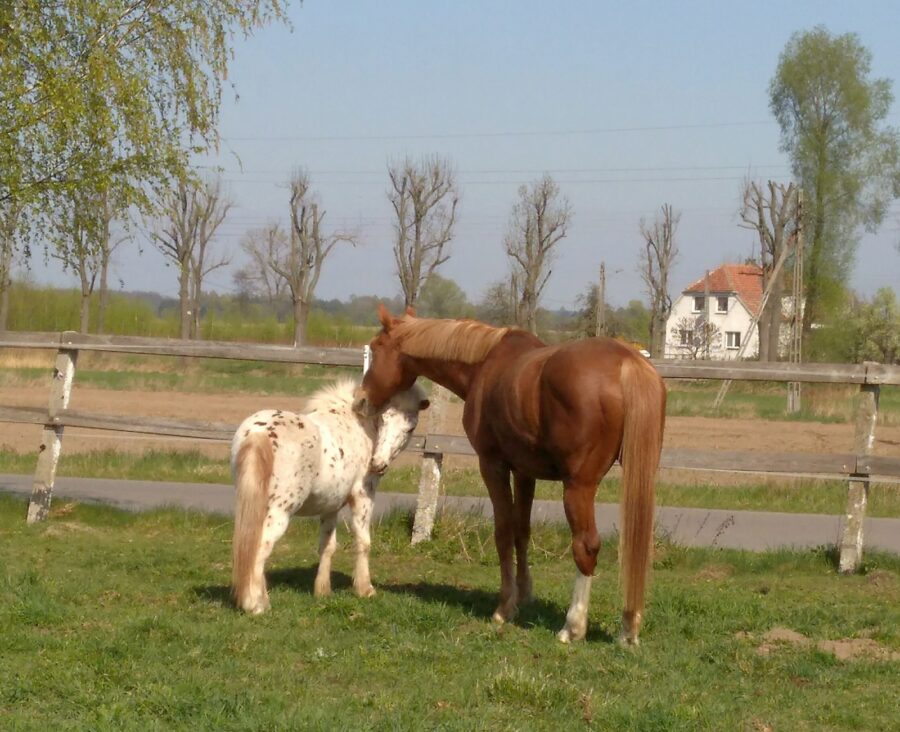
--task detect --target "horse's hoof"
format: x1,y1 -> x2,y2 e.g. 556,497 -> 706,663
491,610 -> 507,626
313,583 -> 332,598
557,625 -> 586,643
617,632 -> 640,647
356,585 -> 377,598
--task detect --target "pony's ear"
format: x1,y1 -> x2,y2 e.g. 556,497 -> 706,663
377,303 -> 394,331
418,398 -> 430,411
405,306 -> 417,317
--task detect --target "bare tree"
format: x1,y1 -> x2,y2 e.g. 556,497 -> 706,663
233,224 -> 291,304
152,177 -> 231,340
275,170 -> 355,346
740,179 -> 798,361
505,174 -> 571,334
639,204 -> 680,358
388,156 -> 458,308
669,315 -> 722,359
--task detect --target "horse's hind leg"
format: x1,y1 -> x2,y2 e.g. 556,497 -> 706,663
247,507 -> 291,614
349,485 -> 376,598
314,511 -> 338,597
513,472 -> 535,604
558,479 -> 601,643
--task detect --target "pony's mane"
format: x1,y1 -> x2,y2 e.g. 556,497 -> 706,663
392,316 -> 511,364
304,378 -> 358,414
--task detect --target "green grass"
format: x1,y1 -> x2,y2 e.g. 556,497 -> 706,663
2,450 -> 898,518
0,361 -> 359,396
666,381 -> 900,426
1,494 -> 898,730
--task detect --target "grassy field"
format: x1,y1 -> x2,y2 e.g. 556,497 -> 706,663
1,494 -> 898,730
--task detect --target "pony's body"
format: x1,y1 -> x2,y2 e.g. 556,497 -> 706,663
231,379 -> 428,614
355,308 -> 666,644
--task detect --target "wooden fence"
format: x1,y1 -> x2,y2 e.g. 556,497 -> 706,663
1,330 -> 898,572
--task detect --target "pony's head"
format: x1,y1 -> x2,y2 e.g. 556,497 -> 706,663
370,382 -> 430,475
353,304 -> 418,416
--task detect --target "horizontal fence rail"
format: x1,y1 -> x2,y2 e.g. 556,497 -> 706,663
1,330 -> 898,569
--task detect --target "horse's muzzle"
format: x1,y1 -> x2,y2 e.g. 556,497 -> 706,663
352,388 -> 372,417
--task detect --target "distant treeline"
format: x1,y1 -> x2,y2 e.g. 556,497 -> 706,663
4,278 -> 653,348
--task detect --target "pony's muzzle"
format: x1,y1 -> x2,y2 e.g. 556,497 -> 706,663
370,461 -> 388,476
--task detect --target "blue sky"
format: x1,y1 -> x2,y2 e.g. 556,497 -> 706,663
37,1 -> 900,308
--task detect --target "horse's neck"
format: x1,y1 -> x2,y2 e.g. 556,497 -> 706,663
404,356 -> 477,400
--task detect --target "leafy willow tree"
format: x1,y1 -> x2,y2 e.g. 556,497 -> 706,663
1,1 -> 288,208
770,26 -> 900,334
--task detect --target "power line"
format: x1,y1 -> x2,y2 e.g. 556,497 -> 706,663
221,119 -> 775,143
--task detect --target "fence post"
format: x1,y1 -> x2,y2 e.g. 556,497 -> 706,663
838,369 -> 880,573
26,334 -> 79,524
411,383 -> 446,545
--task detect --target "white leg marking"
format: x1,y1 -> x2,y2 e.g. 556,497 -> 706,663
557,571 -> 592,643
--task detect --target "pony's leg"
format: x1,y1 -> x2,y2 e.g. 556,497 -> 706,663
479,457 -> 517,625
557,479 -> 601,643
512,472 -> 535,604
349,486 -> 376,598
246,507 -> 291,614
314,511 -> 338,597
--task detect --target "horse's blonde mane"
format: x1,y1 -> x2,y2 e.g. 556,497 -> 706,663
392,316 -> 510,364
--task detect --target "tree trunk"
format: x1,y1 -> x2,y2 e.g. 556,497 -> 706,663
650,313 -> 667,358
80,293 -> 91,333
0,241 -> 12,330
293,298 -> 309,346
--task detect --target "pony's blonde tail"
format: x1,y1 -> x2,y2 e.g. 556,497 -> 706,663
232,432 -> 274,610
618,356 -> 666,643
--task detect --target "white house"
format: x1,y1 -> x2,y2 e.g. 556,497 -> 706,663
664,264 -> 765,360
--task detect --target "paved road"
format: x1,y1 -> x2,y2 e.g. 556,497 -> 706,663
2,473 -> 898,553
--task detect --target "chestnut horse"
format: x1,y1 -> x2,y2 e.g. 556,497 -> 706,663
353,306 -> 666,644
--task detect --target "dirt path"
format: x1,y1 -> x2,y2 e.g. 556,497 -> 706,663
2,386 -> 898,470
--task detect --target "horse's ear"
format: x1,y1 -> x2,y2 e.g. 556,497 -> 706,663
405,306 -> 416,317
419,398 -> 430,411
377,303 -> 394,331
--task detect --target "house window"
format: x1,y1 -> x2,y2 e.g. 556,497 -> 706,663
692,296 -> 705,312
726,331 -> 741,349
679,329 -> 693,346
716,296 -> 729,313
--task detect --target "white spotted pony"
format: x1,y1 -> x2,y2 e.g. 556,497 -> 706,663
231,378 -> 429,614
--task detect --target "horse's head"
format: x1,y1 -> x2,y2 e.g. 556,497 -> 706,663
353,303 -> 418,417
370,382 -> 430,475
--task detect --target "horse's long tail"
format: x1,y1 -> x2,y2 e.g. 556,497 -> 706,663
618,356 -> 666,643
232,432 -> 274,610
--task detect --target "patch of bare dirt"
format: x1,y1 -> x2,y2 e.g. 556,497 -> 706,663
741,626 -> 900,662
1,384 -> 899,472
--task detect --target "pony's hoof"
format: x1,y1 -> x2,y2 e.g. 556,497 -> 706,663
313,582 -> 332,598
356,584 -> 377,598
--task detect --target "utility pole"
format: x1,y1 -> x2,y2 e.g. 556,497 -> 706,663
594,262 -> 606,337
787,189 -> 804,413
703,269 -> 711,359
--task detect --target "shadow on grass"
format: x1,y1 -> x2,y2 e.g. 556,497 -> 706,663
193,565 -> 355,608
379,578 -> 615,643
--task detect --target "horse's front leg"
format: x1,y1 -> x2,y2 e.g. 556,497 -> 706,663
512,472 -> 536,605
349,480 -> 377,598
479,457 -> 517,625
313,511 -> 338,597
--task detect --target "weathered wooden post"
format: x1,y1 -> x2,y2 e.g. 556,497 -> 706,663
27,332 -> 79,523
838,363 -> 880,573
411,383 -> 446,545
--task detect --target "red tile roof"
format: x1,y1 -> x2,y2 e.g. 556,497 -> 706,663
683,264 -> 763,316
